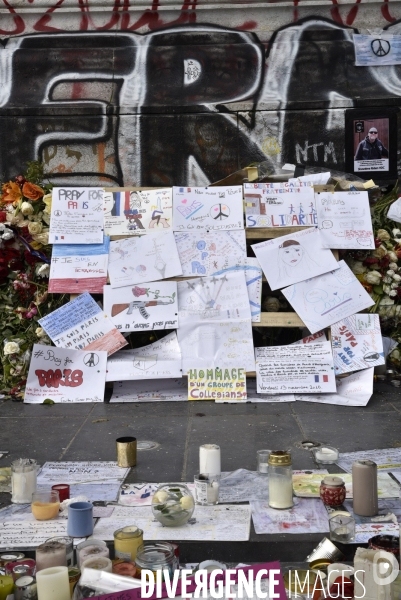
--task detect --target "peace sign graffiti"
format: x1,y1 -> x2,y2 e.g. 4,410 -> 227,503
371,39 -> 391,57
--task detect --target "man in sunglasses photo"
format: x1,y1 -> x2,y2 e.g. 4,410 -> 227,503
355,128 -> 389,161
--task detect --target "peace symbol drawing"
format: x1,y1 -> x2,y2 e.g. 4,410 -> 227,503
371,39 -> 391,57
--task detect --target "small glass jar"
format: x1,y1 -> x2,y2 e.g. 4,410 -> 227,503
76,540 -> 109,568
35,541 -> 67,572
5,560 -> 36,582
257,450 -> 271,475
135,543 -> 178,581
114,526 -> 143,560
268,450 -> 293,510
151,484 -> 195,527
320,476 -> 346,508
0,553 -> 25,567
11,459 -> 37,504
32,490 -> 60,521
46,537 -> 74,567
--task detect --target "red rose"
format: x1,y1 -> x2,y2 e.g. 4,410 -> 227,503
0,212 -> 6,222
380,255 -> 391,269
24,250 -> 38,265
363,257 -> 379,266
374,238 -> 382,248
9,258 -> 24,271
0,267 -> 8,284
132,286 -> 148,297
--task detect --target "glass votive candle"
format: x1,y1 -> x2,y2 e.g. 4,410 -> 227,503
46,537 -> 73,567
0,553 -> 25,567
112,560 -> 137,578
11,459 -> 37,504
194,474 -> 220,505
31,491 -> 60,521
14,575 -> 38,600
329,515 -> 355,544
51,484 -> 70,503
5,559 -> 36,582
114,526 -> 143,561
81,556 -> 112,573
313,446 -> 339,465
257,449 -> 271,474
36,541 -> 67,572
76,540 -> 109,568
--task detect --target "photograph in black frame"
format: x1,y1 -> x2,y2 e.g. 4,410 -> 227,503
345,108 -> 398,180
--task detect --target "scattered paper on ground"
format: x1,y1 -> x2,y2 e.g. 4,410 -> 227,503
250,498 -> 329,534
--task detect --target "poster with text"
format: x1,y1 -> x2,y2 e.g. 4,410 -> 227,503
173,186 -> 243,231
244,182 -> 316,228
103,188 -> 172,236
295,367 -> 374,407
187,366 -> 247,401
49,187 -> 104,244
353,118 -> 389,174
331,313 -> 384,374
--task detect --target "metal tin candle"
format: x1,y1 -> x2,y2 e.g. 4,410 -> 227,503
77,540 -> 109,567
320,476 -> 346,507
14,576 -> 38,600
81,556 -> 112,573
0,554 -> 25,567
114,526 -> 143,560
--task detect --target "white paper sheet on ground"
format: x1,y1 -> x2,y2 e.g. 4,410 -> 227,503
37,462 -> 129,484
178,272 -> 255,373
110,378 -> 187,402
315,191 -> 375,249
48,236 -> 110,294
103,281 -> 178,332
118,483 -> 195,507
103,188 -> 172,235
215,379 -> 295,403
354,34 -> 401,66
108,231 -> 182,288
0,521 -> 72,549
250,498 -> 329,534
174,230 -> 246,277
208,257 -> 262,322
282,261 -> 375,334
256,342 -> 336,394
219,470 -> 270,503
24,345 -> 107,404
336,448 -> 401,475
49,187 -> 104,244
289,173 -> 331,185
173,186 -> 243,231
295,367 -> 374,406
38,292 -> 127,356
387,198 -> 401,223
331,314 -> 384,374
244,183 -> 316,228
294,472 -> 399,499
252,228 -> 338,291
93,504 -> 251,541
292,330 -> 326,345
106,332 -> 182,381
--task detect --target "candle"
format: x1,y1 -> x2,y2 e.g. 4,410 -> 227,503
114,527 -> 143,561
81,557 -> 112,573
352,460 -> 378,516
268,451 -> 293,510
77,541 -> 109,567
11,459 -> 37,504
31,495 -> 60,521
35,542 -> 67,572
45,538 -> 73,568
14,575 -> 38,600
112,561 -> 137,578
199,444 -> 221,476
314,447 -> 339,464
0,575 -> 14,600
51,485 -> 70,503
36,567 -> 70,600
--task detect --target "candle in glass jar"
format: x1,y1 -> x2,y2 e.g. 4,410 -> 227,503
45,538 -> 73,568
36,567 -> 70,600
114,527 -> 143,560
81,556 -> 112,573
78,543 -> 109,566
199,445 -> 221,477
14,575 -> 38,600
0,575 -> 14,600
35,542 -> 67,572
11,459 -> 37,504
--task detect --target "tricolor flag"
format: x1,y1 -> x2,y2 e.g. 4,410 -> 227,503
314,375 -> 329,382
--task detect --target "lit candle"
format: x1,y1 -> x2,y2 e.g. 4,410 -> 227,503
199,444 -> 221,477
36,567 -> 70,600
35,542 -> 67,572
81,557 -> 112,573
0,575 -> 14,600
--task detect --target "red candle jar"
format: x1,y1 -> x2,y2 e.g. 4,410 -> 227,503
51,484 -> 70,502
320,476 -> 346,507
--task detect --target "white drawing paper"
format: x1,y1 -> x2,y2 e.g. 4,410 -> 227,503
103,188 -> 172,235
110,378 -> 187,402
49,187 -> 104,244
282,261 -> 375,334
208,257 -> 262,322
106,332 -> 182,381
292,330 -> 326,345
244,182 -> 316,228
39,292 -> 127,356
173,186 -> 244,231
252,228 -> 339,291
174,230 -> 247,277
295,367 -> 374,406
104,282 -> 178,332
387,198 -> 401,223
250,498 -> 329,535
48,237 -> 110,294
354,34 -> 401,67
316,191 -> 375,249
108,231 -> 182,288
256,342 -> 336,394
24,344 -> 107,404
289,173 -> 331,185
331,314 -> 384,374
177,272 -> 255,373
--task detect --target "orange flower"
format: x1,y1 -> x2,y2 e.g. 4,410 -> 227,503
22,181 -> 45,201
1,181 -> 22,205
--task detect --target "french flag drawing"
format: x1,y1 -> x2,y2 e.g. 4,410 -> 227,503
314,375 -> 329,383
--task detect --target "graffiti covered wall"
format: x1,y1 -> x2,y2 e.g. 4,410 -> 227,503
1,0 -> 401,185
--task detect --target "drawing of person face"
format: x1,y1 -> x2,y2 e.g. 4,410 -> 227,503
280,241 -> 304,267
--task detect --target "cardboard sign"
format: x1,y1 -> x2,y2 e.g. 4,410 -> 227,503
173,186 -> 244,231
187,367 -> 247,400
244,182 -> 316,228
49,187 -> 104,244
24,344 -> 107,403
103,188 -> 173,235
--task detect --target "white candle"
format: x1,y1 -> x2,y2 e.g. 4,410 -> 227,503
76,540 -> 108,568
36,566 -> 70,600
199,444 -> 221,476
11,468 -> 37,504
81,556 -> 112,573
259,463 -> 268,474
314,447 -> 339,463
268,474 -> 293,509
206,481 -> 220,504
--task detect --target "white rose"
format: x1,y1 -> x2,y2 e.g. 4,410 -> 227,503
372,246 -> 387,259
28,222 -> 42,235
4,341 -> 20,355
153,491 -> 169,504
351,261 -> 367,275
392,228 -> 401,238
389,262 -> 398,270
391,283 -> 398,289
180,496 -> 194,510
384,285 -> 392,295
383,276 -> 392,284
20,202 -> 34,216
6,212 -> 23,225
380,296 -> 395,306
388,251 -> 398,262
35,327 -> 45,338
393,274 -> 401,282
387,270 -> 395,277
36,263 -> 50,278
31,230 -> 49,245
1,231 -> 14,241
391,349 -> 401,360
377,229 -> 391,241
365,271 -> 382,285
390,290 -> 398,297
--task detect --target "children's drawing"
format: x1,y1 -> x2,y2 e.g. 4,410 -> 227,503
103,188 -> 172,235
331,314 -> 384,374
173,186 -> 243,231
252,228 -> 339,291
244,182 -> 316,228
104,282 -> 178,332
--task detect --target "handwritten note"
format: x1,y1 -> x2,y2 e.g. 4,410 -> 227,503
244,182 -> 316,228
187,367 -> 247,401
315,191 -> 375,249
296,367 -> 374,406
256,342 -> 336,394
24,344 -> 107,403
39,292 -> 127,356
104,281 -> 178,332
331,314 -> 384,374
103,188 -> 172,235
0,521 -> 70,549
173,186 -> 244,231
282,261 -> 375,334
49,187 -> 104,244
48,237 -> 110,294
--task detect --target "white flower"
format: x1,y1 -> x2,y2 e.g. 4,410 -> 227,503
389,262 -> 398,271
36,263 -> 50,278
351,261 -> 367,275
6,212 -> 23,225
373,246 -> 387,259
393,274 -> 401,282
391,349 -> 401,360
383,276 -> 392,284
0,223 -> 5,233
392,228 -> 401,238
4,341 -> 20,355
1,231 -> 14,241
388,251 -> 398,262
35,327 -> 45,338
28,221 -> 42,235
180,496 -> 194,510
387,270 -> 395,277
365,271 -> 382,285
152,491 -> 169,504
390,290 -> 398,297
380,296 -> 395,306
384,284 -> 392,295
31,230 -> 49,245
20,202 -> 34,216
391,283 -> 399,289
377,229 -> 391,241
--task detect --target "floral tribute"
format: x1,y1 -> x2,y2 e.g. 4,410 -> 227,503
0,162 -> 67,399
